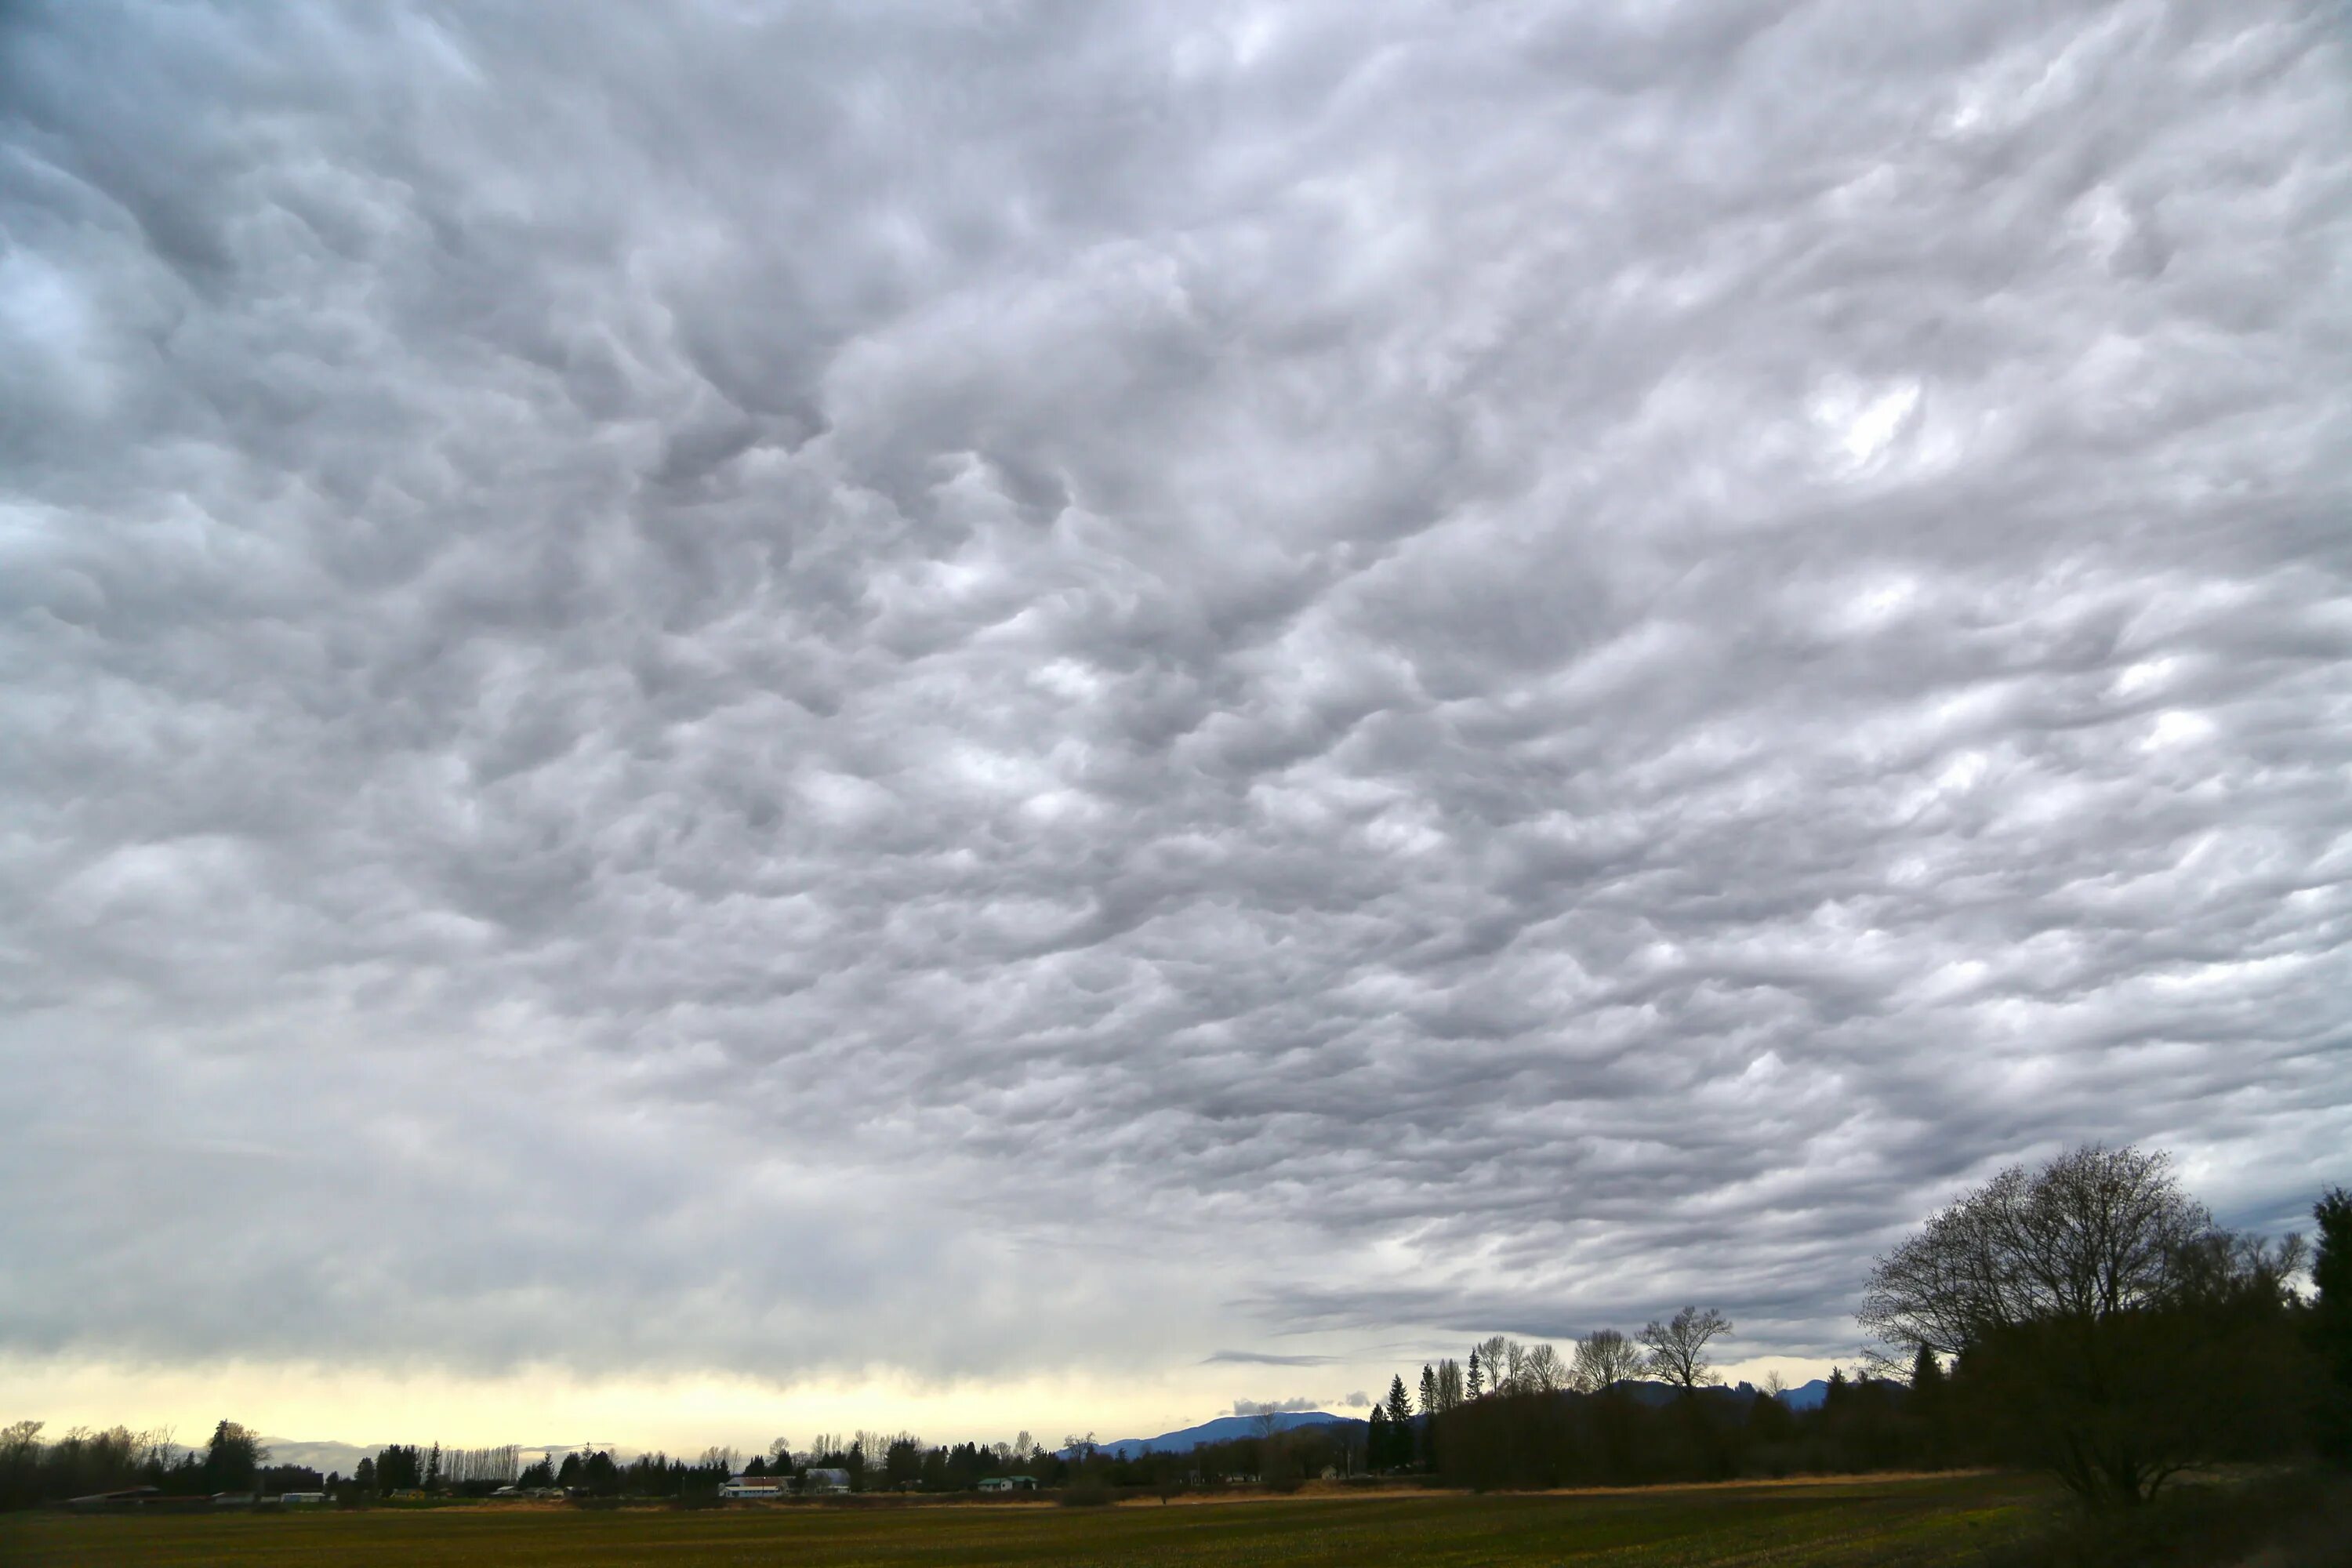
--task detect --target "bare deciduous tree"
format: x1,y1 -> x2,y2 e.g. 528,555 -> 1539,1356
441,1445 -> 521,1485
1472,1336 -> 1513,1396
1519,1341 -> 1567,1392
1570,1329 -> 1644,1392
1859,1143 -> 2306,1508
1639,1306 -> 1733,1389
1860,1145 -> 2209,1361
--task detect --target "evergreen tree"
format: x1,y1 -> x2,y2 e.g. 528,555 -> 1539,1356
1385,1375 -> 1415,1468
1910,1345 -> 1949,1468
201,1421 -> 263,1493
2315,1185 -> 2352,1462
1468,1348 -> 1484,1399
1419,1365 -> 1439,1417
374,1444 -> 422,1493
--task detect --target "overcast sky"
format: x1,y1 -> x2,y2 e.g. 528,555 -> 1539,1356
4,0 -> 2349,1450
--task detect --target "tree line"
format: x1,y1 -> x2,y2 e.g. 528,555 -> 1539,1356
1353,1148 -> 2347,1507
0,1423 -> 1075,1508
1360,1305 -> 1743,1479
6,1145 -> 2346,1512
0,1421 -> 325,1510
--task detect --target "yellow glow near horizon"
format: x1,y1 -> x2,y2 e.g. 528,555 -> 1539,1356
2,1352 -> 1844,1457
0,1356 -> 1305,1455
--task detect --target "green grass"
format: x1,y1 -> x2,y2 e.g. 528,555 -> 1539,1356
0,1472 -> 2049,1568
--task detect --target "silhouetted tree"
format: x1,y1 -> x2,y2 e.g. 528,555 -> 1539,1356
2315,1185 -> 2352,1463
1641,1307 -> 1732,1390
1385,1375 -> 1416,1467
1474,1337 -> 1513,1396
203,1421 -> 264,1493
1521,1341 -> 1567,1393
1861,1144 -> 2307,1507
1,1423 -> 45,1512
883,1435 -> 924,1488
1571,1328 -> 1643,1392
1908,1345 -> 1952,1468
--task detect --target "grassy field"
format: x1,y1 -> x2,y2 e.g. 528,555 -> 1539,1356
0,1472 -> 2050,1567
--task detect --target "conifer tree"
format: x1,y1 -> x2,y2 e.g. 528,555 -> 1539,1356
1385,1376 -> 1416,1469
2314,1185 -> 2352,1461
1909,1345 -> 1949,1467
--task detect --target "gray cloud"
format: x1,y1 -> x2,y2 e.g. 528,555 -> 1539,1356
2,0 -> 2348,1397
1232,1398 -> 1327,1417
1206,1351 -> 1338,1368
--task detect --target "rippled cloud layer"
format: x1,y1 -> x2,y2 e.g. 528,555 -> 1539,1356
3,0 -> 2347,1399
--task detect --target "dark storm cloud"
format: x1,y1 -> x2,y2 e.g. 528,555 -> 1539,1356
2,0 -> 2348,1384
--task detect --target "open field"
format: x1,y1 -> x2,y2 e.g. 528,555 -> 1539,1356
1,1472 -> 2050,1567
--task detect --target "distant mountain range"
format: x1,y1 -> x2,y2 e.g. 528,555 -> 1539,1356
258,1438 -> 379,1475
1771,1377 -> 1903,1410
1600,1379 -> 1772,1408
274,1386 -> 1841,1478
259,1437 -> 598,1475
1064,1410 -> 1365,1461
1071,1385 -> 1842,1458
1774,1380 -> 1831,1411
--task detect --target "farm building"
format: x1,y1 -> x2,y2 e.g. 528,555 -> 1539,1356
718,1474 -> 788,1499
